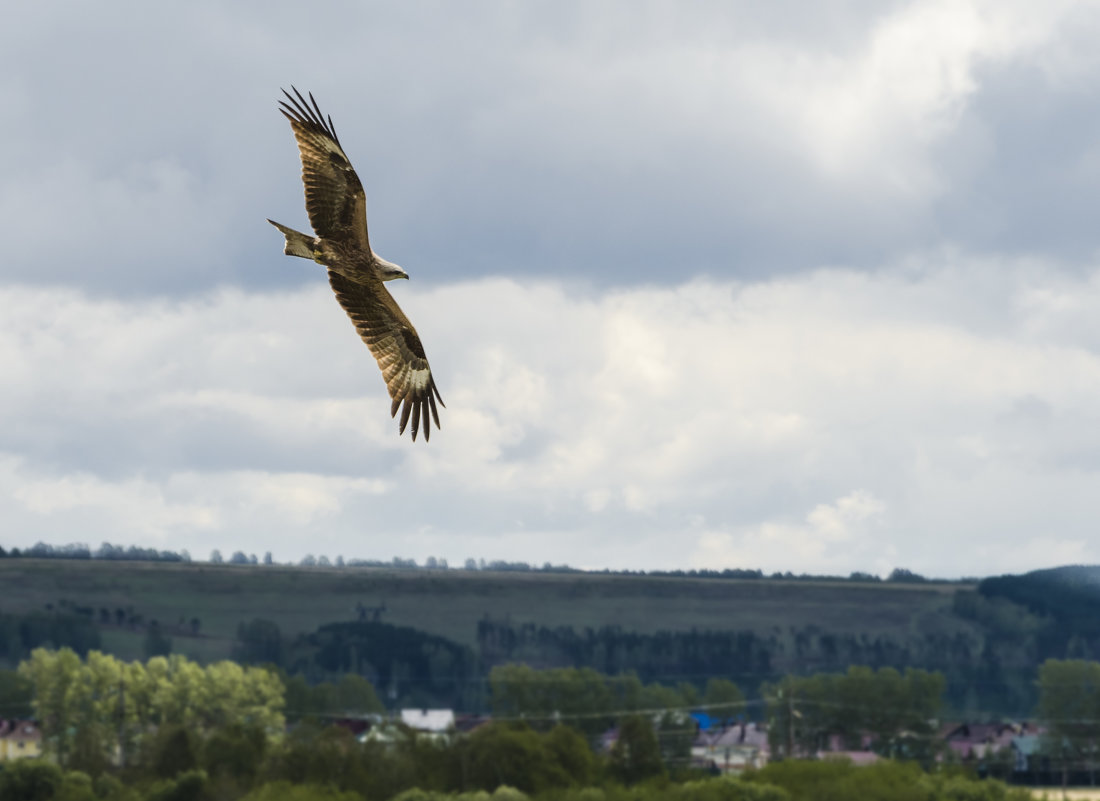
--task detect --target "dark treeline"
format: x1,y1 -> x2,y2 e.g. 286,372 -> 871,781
0,541 -> 190,562
2,541 -> 961,585
475,619 -> 1037,718
293,621 -> 483,711
235,620 -> 484,711
0,609 -> 100,663
979,565 -> 1100,656
225,614 -> 1034,717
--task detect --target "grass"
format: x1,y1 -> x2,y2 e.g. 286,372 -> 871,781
0,559 -> 976,664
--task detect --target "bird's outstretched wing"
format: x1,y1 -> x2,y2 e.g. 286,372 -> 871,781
328,271 -> 444,441
279,87 -> 370,251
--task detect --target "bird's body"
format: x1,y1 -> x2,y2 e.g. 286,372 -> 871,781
269,88 -> 443,441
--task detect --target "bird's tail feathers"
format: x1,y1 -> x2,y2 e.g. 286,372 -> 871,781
267,219 -> 318,260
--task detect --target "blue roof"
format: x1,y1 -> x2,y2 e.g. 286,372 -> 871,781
691,712 -> 714,731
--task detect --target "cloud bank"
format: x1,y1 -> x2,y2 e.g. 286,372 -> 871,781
5,1 -> 1100,575
5,254 -> 1100,576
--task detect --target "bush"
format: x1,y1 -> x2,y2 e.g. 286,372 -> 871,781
672,777 -> 791,801
147,769 -> 209,801
920,774 -> 1031,801
744,759 -> 1032,801
55,771 -> 96,801
92,774 -> 137,801
490,789 -> 529,801
241,782 -> 366,801
0,759 -> 64,801
146,724 -> 200,779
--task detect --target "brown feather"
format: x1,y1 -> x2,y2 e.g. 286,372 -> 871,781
279,89 -> 370,252
328,270 -> 445,441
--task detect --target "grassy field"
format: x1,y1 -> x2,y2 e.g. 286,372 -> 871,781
0,559 -> 976,664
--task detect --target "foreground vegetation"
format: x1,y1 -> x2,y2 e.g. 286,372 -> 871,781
0,744 -> 1033,801
13,648 -> 1100,801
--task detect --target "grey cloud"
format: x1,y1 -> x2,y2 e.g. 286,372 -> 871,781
3,2 -> 1100,296
6,2 -> 1100,578
6,258 -> 1100,576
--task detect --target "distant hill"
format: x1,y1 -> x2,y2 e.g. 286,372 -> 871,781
979,565 -> 1100,653
4,558 -> 1100,717
0,558 -> 970,657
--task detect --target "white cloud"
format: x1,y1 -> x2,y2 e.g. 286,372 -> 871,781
693,489 -> 887,576
5,254 -> 1100,575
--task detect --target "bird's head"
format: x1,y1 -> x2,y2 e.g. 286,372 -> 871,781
375,255 -> 409,281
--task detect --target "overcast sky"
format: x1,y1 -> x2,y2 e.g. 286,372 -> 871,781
4,1 -> 1100,577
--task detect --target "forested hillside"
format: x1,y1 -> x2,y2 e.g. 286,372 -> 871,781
3,559 -> 1100,717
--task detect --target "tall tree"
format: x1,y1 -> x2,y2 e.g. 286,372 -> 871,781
609,714 -> 666,784
705,677 -> 746,725
19,648 -> 83,765
1038,658 -> 1100,786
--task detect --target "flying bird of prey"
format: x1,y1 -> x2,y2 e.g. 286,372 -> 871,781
268,88 -> 443,441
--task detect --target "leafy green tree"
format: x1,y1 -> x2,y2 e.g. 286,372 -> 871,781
544,724 -> 597,786
56,770 -> 97,801
764,666 -> 943,758
234,619 -> 284,666
639,681 -> 687,713
144,624 -> 172,658
489,665 -> 614,734
1038,658 -> 1100,785
147,770 -> 209,801
0,668 -> 34,717
282,674 -> 313,720
241,781 -> 365,801
91,774 -> 135,801
462,722 -> 568,794
144,724 -> 200,779
677,682 -> 701,708
263,723 -> 374,792
609,715 -> 666,784
68,724 -> 112,777
0,759 -> 64,801
337,673 -> 385,714
704,678 -> 745,725
20,648 -> 285,770
203,723 -> 268,786
19,647 -> 84,765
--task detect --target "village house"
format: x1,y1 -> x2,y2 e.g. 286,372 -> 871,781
399,708 -> 455,735
691,722 -> 770,774
815,732 -> 879,765
941,722 -> 1032,762
359,709 -> 458,745
0,720 -> 42,762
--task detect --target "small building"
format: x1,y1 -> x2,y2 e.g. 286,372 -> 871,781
942,722 -> 1027,762
0,720 -> 43,761
358,709 -> 458,746
1011,733 -> 1042,773
453,713 -> 492,734
399,709 -> 455,734
692,722 -> 770,774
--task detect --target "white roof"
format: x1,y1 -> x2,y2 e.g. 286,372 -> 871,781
400,709 -> 455,732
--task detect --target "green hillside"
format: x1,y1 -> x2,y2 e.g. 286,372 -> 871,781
0,558 -> 973,666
